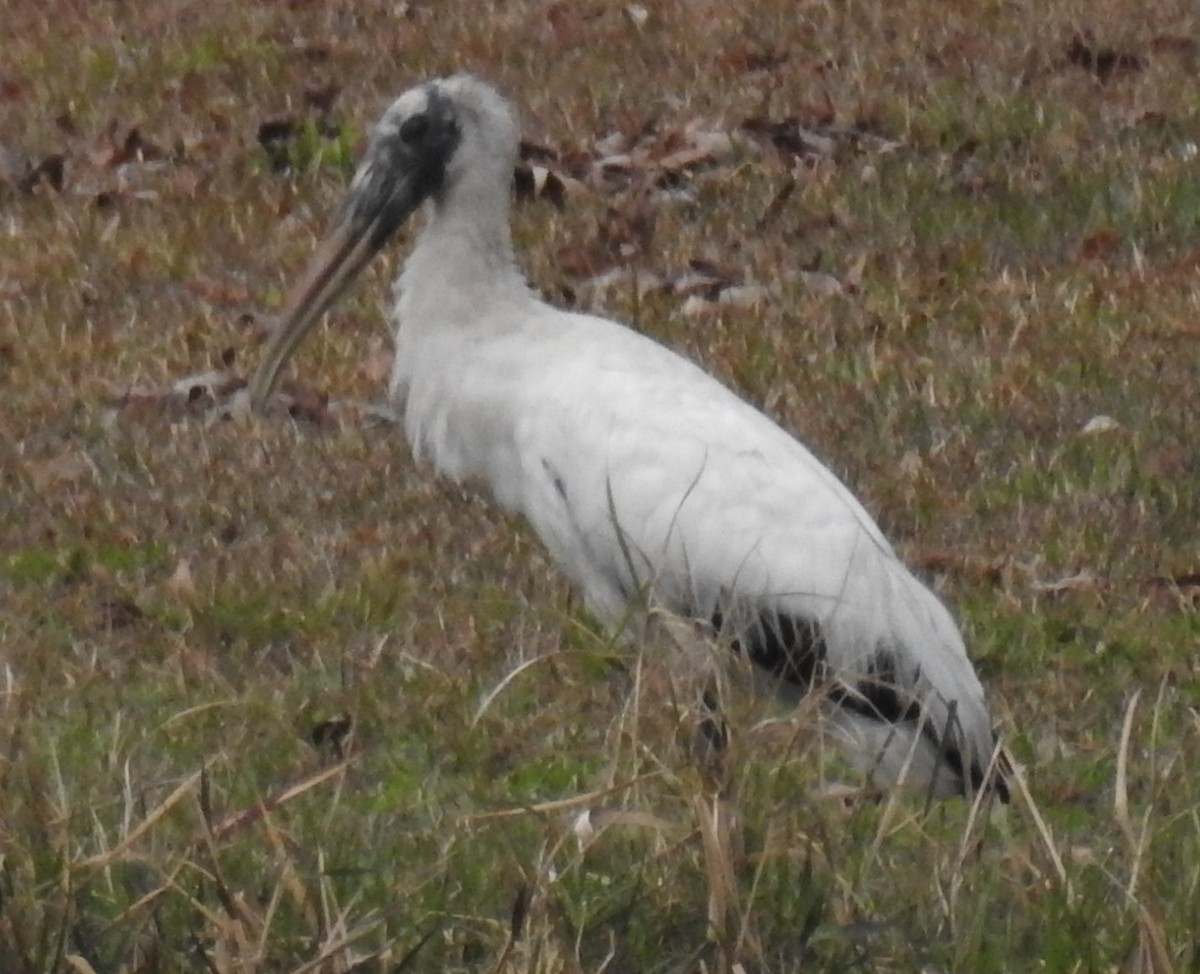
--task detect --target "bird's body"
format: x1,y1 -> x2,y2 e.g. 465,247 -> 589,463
250,75 -> 1007,801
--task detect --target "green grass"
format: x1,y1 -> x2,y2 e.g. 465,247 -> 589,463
3,0 -> 1200,970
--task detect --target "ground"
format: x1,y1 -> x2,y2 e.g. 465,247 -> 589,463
2,0 -> 1199,971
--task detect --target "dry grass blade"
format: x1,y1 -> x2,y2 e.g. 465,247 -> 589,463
575,807 -> 675,842
1125,907 -> 1176,974
112,857 -> 190,925
281,914 -> 386,974
472,652 -> 565,728
693,794 -> 738,948
1114,689 -> 1141,852
78,767 -> 204,870
260,810 -> 318,947
203,760 -> 352,843
139,868 -> 244,938
948,742 -> 1011,926
463,772 -> 663,824
1010,760 -> 1072,904
375,925 -> 441,972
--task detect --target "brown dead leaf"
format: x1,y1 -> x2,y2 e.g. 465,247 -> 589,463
258,117 -> 299,171
1065,35 -> 1147,82
309,713 -> 353,760
107,393 -> 165,424
1142,573 -> 1200,610
657,129 -> 735,176
714,40 -> 788,75
258,114 -> 296,137
556,242 -> 604,279
740,116 -> 835,161
54,111 -> 80,138
1080,227 -> 1122,261
541,1 -> 602,46
26,451 -> 90,489
543,2 -> 576,39
513,164 -> 579,209
106,370 -> 246,426
1136,110 -> 1175,132
303,81 -> 340,114
1140,445 -> 1197,480
0,75 -> 27,102
1150,35 -> 1199,58
669,255 -> 772,315
167,70 -> 210,114
172,369 -> 243,400
99,596 -> 144,630
519,139 -> 561,165
354,522 -> 381,546
590,153 -> 637,194
672,258 -> 740,298
27,154 -> 65,193
1,146 -> 66,195
184,277 -> 253,307
285,385 -> 331,424
1153,572 -> 1200,590
256,107 -> 344,173
101,127 -> 169,168
908,549 -> 1006,585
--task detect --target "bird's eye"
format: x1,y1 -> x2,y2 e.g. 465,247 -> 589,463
399,113 -> 430,145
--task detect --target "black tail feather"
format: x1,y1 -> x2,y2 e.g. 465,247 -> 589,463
710,605 -> 1009,802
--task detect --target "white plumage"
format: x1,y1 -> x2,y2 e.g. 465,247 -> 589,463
249,74 -> 1007,801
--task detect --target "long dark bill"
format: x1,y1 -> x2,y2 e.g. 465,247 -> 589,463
246,165 -> 425,412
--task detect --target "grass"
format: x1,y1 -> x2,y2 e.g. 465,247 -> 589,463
3,0 -> 1200,970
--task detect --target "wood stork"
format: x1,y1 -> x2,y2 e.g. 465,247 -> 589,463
248,74 -> 1008,802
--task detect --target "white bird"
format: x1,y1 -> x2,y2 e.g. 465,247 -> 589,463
248,74 -> 1008,802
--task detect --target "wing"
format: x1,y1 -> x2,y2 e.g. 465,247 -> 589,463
507,312 -> 998,795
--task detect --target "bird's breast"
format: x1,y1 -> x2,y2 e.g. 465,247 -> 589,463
390,332 -> 529,510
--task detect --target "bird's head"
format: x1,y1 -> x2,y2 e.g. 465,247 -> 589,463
247,74 -> 519,409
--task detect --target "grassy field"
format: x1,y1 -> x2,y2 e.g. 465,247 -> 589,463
3,0 -> 1200,970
